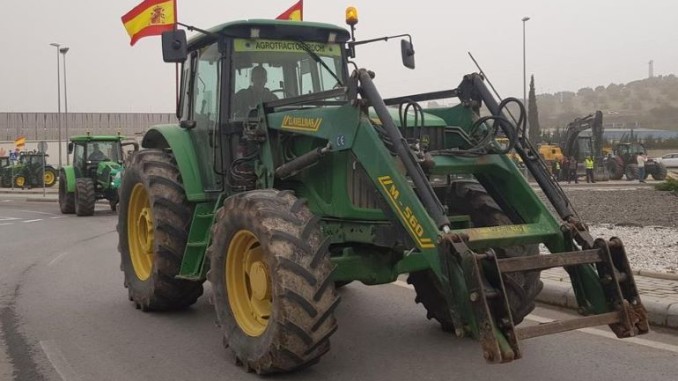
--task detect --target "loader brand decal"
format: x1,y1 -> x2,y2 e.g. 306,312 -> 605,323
234,39 -> 341,57
377,176 -> 435,249
468,225 -> 530,240
281,115 -> 323,132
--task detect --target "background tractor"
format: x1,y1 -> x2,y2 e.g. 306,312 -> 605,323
117,13 -> 648,374
0,156 -> 10,187
606,142 -> 667,180
1,152 -> 57,189
59,135 -> 138,216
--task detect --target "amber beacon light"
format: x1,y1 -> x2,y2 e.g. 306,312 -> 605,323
345,7 -> 358,26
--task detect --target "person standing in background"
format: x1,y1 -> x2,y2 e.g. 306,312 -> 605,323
567,156 -> 578,184
637,152 -> 647,183
585,156 -> 595,183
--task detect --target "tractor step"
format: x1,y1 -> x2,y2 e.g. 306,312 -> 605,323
441,233 -> 649,364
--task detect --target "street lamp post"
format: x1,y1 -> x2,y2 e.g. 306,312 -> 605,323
60,46 -> 70,165
522,16 -> 530,137
49,42 -> 63,169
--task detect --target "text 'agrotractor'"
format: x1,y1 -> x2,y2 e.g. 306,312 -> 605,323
117,9 -> 648,375
60,134 -> 138,216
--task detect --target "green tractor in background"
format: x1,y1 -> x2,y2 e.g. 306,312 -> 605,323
0,152 -> 57,189
59,134 -> 138,216
117,13 -> 648,374
0,156 -> 10,187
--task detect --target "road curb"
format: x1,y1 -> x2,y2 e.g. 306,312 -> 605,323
537,279 -> 677,330
25,197 -> 57,203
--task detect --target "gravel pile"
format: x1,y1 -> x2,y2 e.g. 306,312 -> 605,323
538,186 -> 678,274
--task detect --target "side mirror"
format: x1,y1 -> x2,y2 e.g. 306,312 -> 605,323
68,142 -> 74,154
162,30 -> 187,63
401,39 -> 415,69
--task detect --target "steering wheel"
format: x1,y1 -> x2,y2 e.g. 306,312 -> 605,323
271,89 -> 287,98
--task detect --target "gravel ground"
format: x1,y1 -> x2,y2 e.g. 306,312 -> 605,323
538,185 -> 678,274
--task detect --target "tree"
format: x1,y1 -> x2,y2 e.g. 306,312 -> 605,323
528,75 -> 541,143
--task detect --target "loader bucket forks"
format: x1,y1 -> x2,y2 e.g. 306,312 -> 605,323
441,225 -> 649,363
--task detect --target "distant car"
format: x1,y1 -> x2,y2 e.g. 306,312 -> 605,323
657,153 -> 678,168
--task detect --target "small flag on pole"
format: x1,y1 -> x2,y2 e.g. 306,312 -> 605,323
121,0 -> 177,46
14,136 -> 26,149
276,0 -> 303,21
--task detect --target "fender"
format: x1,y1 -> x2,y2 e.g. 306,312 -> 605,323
141,124 -> 209,202
60,166 -> 77,193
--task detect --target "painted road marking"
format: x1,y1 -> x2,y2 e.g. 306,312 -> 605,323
526,314 -> 678,354
40,340 -> 78,381
23,219 -> 42,223
392,280 -> 678,354
48,252 -> 72,267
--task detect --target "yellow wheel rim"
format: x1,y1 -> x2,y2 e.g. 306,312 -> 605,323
44,171 -> 55,185
128,183 -> 154,281
16,176 -> 25,187
226,230 -> 271,337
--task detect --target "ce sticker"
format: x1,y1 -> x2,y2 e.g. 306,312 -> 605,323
335,135 -> 346,148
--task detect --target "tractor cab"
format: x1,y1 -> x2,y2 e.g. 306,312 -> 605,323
613,142 -> 646,163
70,139 -> 123,178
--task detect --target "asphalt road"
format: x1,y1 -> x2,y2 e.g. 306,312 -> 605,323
2,197 -> 678,381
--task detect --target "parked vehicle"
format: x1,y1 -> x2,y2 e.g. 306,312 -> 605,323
657,153 -> 678,168
0,152 -> 57,188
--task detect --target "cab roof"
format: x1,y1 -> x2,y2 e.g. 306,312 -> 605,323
69,135 -> 127,142
188,19 -> 351,49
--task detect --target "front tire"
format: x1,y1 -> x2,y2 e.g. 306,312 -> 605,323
118,150 -> 203,311
58,172 -> 75,214
75,178 -> 96,216
44,167 -> 57,187
651,162 -> 668,180
207,190 -> 339,374
409,181 -> 543,329
14,175 -> 26,189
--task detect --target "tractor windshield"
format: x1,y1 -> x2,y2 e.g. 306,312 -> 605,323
85,141 -> 121,162
231,39 -> 346,117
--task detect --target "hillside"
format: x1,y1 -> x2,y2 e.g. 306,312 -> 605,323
536,74 -> 678,131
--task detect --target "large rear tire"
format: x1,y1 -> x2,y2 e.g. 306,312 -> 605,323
75,178 -> 96,216
58,172 -> 75,214
625,164 -> 639,180
606,157 -> 624,180
408,181 -> 543,329
207,190 -> 339,374
118,150 -> 203,311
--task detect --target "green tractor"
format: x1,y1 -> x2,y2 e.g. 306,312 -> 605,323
117,14 -> 648,374
0,156 -> 10,187
59,135 -> 138,216
3,152 -> 57,189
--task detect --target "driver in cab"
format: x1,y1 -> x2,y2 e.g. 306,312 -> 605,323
233,65 -> 278,117
89,143 -> 107,161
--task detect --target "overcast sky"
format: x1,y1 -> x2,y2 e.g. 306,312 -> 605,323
1,0 -> 676,113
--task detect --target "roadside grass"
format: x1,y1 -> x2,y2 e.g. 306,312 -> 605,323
655,177 -> 678,192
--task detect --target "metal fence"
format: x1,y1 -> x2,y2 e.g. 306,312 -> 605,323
0,112 -> 176,141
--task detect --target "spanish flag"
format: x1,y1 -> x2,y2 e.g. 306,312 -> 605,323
276,0 -> 303,21
122,0 -> 176,46
14,136 -> 26,149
